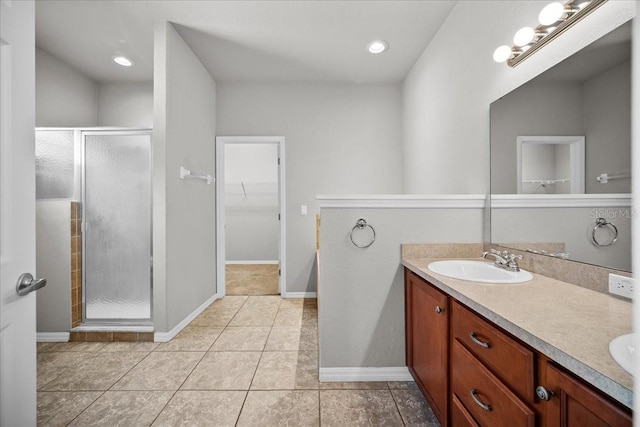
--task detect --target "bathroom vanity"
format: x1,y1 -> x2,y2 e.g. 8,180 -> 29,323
403,258 -> 633,427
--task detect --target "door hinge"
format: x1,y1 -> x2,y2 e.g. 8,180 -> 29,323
278,157 -> 280,165
278,269 -> 281,276
278,213 -> 281,220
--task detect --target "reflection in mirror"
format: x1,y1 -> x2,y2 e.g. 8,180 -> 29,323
517,136 -> 584,194
490,20 -> 632,272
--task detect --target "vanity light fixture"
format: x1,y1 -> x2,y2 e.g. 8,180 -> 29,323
112,55 -> 134,67
367,40 -> 388,54
493,0 -> 607,67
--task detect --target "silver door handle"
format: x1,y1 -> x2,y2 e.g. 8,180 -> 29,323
16,273 -> 47,296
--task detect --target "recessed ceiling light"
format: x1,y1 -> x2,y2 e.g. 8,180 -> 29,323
367,40 -> 388,54
112,55 -> 134,67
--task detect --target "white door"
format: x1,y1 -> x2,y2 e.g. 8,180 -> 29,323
1,1 -> 38,425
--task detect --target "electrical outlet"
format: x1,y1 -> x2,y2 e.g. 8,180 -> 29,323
608,273 -> 634,299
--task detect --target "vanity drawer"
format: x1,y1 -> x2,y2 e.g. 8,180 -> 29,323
451,339 -> 535,427
452,301 -> 535,401
451,394 -> 480,427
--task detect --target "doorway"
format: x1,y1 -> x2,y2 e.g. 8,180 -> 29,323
216,137 -> 286,297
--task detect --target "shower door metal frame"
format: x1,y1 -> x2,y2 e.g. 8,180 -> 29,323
81,128 -> 153,325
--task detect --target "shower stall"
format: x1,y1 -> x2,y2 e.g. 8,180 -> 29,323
36,128 -> 152,327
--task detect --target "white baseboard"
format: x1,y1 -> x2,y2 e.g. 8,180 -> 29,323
319,367 -> 412,382
37,332 -> 70,343
154,293 -> 219,342
226,260 -> 279,265
282,292 -> 316,298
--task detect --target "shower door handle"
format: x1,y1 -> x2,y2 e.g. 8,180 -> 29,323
16,273 -> 47,296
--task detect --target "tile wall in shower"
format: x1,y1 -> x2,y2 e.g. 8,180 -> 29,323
71,201 -> 82,328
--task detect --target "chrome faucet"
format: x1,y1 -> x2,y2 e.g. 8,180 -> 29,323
482,249 -> 522,272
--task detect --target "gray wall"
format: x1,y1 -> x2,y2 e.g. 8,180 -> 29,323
98,82 -> 154,128
153,22 -> 217,333
318,207 -> 483,369
36,47 -> 98,127
36,48 -> 153,128
490,61 -> 631,195
493,205 -> 632,272
225,143 -> 279,261
36,201 -> 71,332
584,61 -> 631,194
217,83 -> 403,293
491,83 -> 583,194
402,1 -> 632,194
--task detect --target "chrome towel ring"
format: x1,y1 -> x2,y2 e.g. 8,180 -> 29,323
591,217 -> 618,247
350,218 -> 376,248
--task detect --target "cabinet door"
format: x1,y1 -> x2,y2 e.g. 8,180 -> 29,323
543,363 -> 631,427
406,271 -> 448,425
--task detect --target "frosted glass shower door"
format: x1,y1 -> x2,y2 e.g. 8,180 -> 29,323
83,131 -> 152,321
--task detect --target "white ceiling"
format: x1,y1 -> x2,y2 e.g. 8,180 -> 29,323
35,0 -> 457,84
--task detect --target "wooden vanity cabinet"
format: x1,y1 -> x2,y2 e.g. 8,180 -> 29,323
540,362 -> 632,427
405,269 -> 449,426
404,268 -> 632,427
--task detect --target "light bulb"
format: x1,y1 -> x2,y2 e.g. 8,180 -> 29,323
112,55 -> 134,67
367,40 -> 388,54
493,45 -> 512,63
513,27 -> 535,47
539,2 -> 565,26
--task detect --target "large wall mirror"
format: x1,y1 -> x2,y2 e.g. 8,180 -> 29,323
490,20 -> 632,272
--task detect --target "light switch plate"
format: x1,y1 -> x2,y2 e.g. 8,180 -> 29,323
608,273 -> 634,299
300,205 -> 307,215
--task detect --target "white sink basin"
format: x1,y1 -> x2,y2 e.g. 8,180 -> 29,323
427,260 -> 533,284
609,333 -> 637,376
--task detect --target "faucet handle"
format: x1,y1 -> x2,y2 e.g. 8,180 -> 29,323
508,253 -> 523,261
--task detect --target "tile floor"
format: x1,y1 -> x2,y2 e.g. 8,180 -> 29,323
37,296 -> 439,426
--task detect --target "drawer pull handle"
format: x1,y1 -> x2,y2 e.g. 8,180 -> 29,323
470,389 -> 492,411
470,332 -> 490,348
435,306 -> 443,314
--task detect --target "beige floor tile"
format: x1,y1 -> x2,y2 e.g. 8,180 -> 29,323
112,351 -> 204,390
210,326 -> 271,351
37,342 -> 55,353
40,352 -> 146,391
37,352 -> 86,390
48,342 -> 107,352
190,307 -> 239,327
251,351 -> 318,390
391,389 -> 440,426
68,391 -> 173,427
156,326 -> 222,351
228,307 -> 277,326
181,352 -> 261,390
243,295 -> 282,309
302,308 -> 318,325
99,342 -> 159,352
265,326 -> 317,351
319,381 -> 389,390
37,391 -> 102,426
303,298 -> 318,309
273,308 -> 304,326
264,326 -> 302,351
237,390 -> 319,427
320,389 -> 404,427
388,381 -> 419,390
152,390 -> 246,427
279,298 -> 304,309
210,295 -> 248,309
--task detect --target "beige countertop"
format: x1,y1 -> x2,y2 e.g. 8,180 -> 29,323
402,257 -> 633,409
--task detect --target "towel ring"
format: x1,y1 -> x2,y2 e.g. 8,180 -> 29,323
350,218 -> 376,248
591,217 -> 618,247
